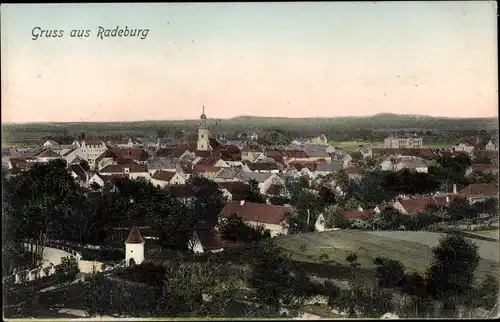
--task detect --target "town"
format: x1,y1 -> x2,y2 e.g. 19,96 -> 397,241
2,108 -> 499,319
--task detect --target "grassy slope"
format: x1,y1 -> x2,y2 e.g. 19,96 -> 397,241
276,231 -> 499,286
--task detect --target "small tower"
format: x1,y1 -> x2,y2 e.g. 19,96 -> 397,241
124,226 -> 145,267
197,105 -> 210,151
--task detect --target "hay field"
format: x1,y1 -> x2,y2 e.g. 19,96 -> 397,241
276,230 -> 499,284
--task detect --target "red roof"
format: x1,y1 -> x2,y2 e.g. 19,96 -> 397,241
193,164 -> 220,173
459,183 -> 498,198
471,163 -> 497,172
241,144 -> 263,153
397,196 -> 455,213
151,170 -> 176,181
285,150 -> 309,158
155,148 -> 186,159
125,226 -> 145,244
100,164 -> 125,173
345,167 -> 363,175
220,201 -> 294,225
474,150 -> 498,158
84,139 -> 104,145
196,228 -> 237,250
194,150 -> 213,158
246,162 -> 279,171
343,210 -> 373,220
289,161 -> 317,171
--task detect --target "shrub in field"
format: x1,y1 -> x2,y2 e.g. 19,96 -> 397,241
54,256 -> 79,282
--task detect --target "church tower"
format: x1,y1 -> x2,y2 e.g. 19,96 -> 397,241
197,105 -> 210,151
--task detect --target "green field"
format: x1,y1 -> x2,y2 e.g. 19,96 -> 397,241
276,230 -> 499,286
469,230 -> 500,240
424,143 -> 453,149
330,141 -> 381,151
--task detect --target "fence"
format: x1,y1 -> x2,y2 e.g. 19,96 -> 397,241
3,241 -> 81,285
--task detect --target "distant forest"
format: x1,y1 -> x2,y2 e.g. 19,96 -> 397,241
2,114 -> 498,147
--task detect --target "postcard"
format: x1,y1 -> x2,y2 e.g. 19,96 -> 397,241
1,2 -> 498,320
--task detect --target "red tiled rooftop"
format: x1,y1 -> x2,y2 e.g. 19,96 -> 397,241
220,201 -> 294,225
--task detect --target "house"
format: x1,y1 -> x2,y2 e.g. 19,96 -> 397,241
189,229 -> 237,254
357,147 -> 373,159
458,183 -> 498,204
7,158 -> 35,174
291,138 -> 311,145
215,167 -> 244,182
32,148 -> 62,163
69,163 -> 89,186
393,158 -> 428,173
343,210 -> 374,221
393,196 -> 454,214
241,143 -> 264,162
313,161 -> 344,177
384,134 -> 423,149
245,162 -> 280,173
219,201 -> 294,237
345,167 -> 364,182
88,173 -> 106,188
314,213 -> 327,232
127,164 -> 151,180
465,163 -> 498,176
330,150 -> 352,168
42,139 -> 60,147
113,138 -> 142,148
311,134 -> 328,145
237,172 -> 285,195
150,170 -> 186,188
147,157 -> 178,175
217,182 -> 251,201
191,165 -> 221,180
77,139 -> 108,169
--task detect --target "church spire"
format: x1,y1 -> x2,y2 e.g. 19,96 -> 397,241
200,105 -> 207,120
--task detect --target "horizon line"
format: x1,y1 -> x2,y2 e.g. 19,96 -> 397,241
2,113 -> 498,125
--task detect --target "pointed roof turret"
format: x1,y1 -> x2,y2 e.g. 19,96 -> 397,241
125,226 -> 145,244
200,105 -> 207,120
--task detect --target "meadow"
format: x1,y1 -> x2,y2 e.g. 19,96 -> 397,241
276,230 -> 499,287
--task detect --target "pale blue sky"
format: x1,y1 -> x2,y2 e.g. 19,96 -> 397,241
1,2 -> 498,122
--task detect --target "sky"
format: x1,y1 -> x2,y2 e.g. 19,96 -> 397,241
1,2 -> 498,123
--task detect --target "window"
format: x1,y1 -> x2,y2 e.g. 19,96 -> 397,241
201,135 -> 204,138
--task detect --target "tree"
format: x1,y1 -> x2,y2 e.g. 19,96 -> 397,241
471,274 -> 499,310
373,257 -> 406,289
54,256 -> 80,282
247,179 -> 265,204
219,213 -> 271,243
156,129 -> 166,139
323,204 -> 348,229
78,131 -> 86,141
333,169 -> 349,188
265,130 -> 289,146
187,175 -> 226,227
249,240 -> 305,314
346,252 -> 361,291
426,233 -> 480,304
157,261 -> 236,316
447,197 -> 477,222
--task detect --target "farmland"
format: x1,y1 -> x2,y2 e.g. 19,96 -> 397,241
276,230 -> 499,286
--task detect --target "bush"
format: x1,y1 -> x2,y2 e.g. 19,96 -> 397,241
54,256 -> 79,282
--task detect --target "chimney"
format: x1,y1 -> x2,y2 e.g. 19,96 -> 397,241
453,184 -> 457,195
240,200 -> 245,206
